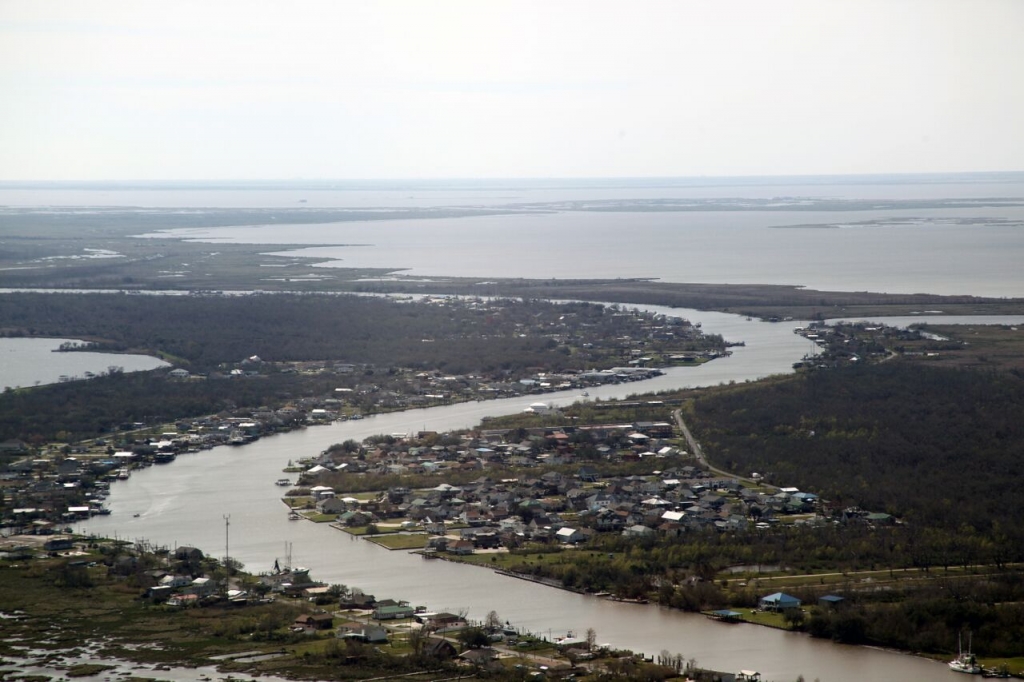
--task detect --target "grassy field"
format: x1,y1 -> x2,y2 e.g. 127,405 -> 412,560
366,534 -> 429,550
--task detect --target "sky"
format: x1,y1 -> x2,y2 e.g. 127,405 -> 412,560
1,0 -> 1022,181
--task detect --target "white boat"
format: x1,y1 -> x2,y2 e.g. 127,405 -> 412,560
275,478 -> 291,487
949,633 -> 982,675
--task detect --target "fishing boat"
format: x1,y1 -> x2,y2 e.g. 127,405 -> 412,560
949,633 -> 982,675
288,511 -> 302,521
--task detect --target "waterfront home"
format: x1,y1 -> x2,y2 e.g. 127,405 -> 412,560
758,592 -> 801,611
449,539 -> 475,555
338,591 -> 376,609
316,497 -> 347,515
373,604 -> 415,620
309,485 -> 335,500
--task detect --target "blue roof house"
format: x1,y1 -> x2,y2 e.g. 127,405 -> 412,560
818,594 -> 845,608
759,592 -> 801,611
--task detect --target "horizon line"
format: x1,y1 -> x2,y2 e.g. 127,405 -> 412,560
2,170 -> 1024,187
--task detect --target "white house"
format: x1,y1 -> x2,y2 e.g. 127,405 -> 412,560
309,485 -> 335,500
556,527 -> 585,544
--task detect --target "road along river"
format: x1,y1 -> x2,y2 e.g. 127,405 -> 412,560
82,308 -> 1020,681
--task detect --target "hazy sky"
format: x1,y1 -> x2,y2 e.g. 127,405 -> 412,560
2,0 -> 1022,180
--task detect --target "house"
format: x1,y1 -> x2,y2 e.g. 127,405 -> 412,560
0,439 -> 29,455
818,594 -> 845,609
147,585 -> 174,602
759,592 -> 801,611
422,612 -> 467,631
555,527 -> 585,544
294,613 -> 334,631
339,591 -> 376,609
423,637 -> 458,660
43,538 -> 75,552
160,574 -> 193,589
309,485 -> 336,500
316,497 -> 347,515
449,539 -> 475,555
622,524 -> 654,537
336,622 -> 388,643
174,546 -> 204,563
373,604 -> 415,620
167,593 -> 200,608
190,576 -> 216,596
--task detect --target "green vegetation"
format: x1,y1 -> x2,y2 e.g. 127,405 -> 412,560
365,534 -> 429,550
0,543 -> 480,681
0,292 -> 720,443
473,355 -> 1024,665
0,292 -> 660,372
690,361 -> 1024,540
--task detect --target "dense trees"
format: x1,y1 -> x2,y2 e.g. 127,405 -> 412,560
1,293 -> 629,371
2,292 -> 718,374
2,293 -> 717,442
690,362 -> 1024,538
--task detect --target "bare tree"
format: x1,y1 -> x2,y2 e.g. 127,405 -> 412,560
485,610 -> 502,632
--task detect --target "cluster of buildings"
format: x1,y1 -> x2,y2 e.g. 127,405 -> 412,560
289,423 -> 841,553
0,414 -> 309,532
791,320 -> 939,370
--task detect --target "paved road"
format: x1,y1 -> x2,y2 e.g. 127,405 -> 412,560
672,408 -> 773,490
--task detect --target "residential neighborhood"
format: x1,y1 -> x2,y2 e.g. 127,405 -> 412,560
279,420 -> 897,568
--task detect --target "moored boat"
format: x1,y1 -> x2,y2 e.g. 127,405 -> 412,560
949,633 -> 982,675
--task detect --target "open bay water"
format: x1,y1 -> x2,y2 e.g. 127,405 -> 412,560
41,173 -> 1016,298
169,207 -> 1023,297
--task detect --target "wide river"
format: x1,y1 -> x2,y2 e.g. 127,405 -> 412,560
78,307 -> 1024,682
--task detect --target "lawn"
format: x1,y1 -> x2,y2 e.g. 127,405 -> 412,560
733,608 -> 798,629
367,534 -> 429,550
